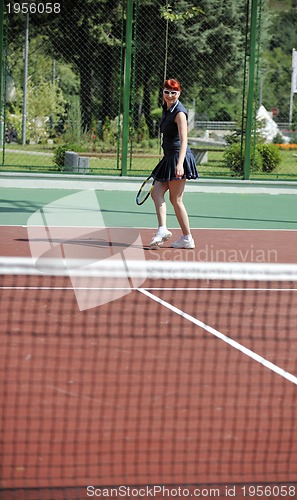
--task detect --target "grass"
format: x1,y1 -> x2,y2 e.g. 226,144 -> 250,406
1,145 -> 297,180
3,152 -> 55,170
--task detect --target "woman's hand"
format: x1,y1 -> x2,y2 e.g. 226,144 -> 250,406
176,163 -> 184,179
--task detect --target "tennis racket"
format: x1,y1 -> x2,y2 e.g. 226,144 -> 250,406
136,175 -> 155,205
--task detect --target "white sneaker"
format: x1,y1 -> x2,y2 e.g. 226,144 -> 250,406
171,235 -> 195,249
149,229 -> 172,248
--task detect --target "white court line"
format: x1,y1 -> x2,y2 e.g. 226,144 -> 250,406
0,224 -> 296,232
138,288 -> 297,387
0,286 -> 133,290
17,225 -> 297,231
139,287 -> 297,291
2,282 -> 297,385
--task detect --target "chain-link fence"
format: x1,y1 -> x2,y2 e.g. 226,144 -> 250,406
1,0 -> 297,179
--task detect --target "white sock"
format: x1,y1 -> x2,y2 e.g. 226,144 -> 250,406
158,226 -> 167,234
183,234 -> 192,240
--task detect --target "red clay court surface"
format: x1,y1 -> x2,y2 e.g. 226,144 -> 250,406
1,225 -> 297,262
1,226 -> 297,499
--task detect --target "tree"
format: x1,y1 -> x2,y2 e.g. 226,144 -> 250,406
39,0 -> 124,132
6,0 -> 296,145
269,9 -> 297,52
135,0 -> 252,130
261,8 -> 297,120
6,0 -> 124,132
26,80 -> 65,142
6,31 -> 78,140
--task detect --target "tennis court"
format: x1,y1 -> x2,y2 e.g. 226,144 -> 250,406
1,177 -> 297,499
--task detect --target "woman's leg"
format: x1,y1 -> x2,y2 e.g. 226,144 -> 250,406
168,179 -> 191,235
151,180 -> 169,228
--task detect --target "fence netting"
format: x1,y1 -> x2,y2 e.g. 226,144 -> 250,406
1,0 -> 297,178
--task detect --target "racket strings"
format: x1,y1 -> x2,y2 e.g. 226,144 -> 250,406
136,176 -> 155,205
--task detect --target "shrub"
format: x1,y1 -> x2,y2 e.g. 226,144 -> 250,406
224,143 -> 263,176
102,115 -> 122,147
151,108 -> 162,121
54,144 -> 69,169
6,113 -> 21,140
256,143 -> 281,173
289,133 -> 297,144
272,132 -> 284,144
224,142 -> 281,176
102,116 -> 113,145
136,115 -> 150,142
225,129 -> 242,145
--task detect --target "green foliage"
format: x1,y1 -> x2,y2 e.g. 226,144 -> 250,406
289,133 -> 297,144
261,8 -> 297,121
5,0 -> 297,155
224,143 -> 262,176
260,48 -> 292,121
160,3 -> 203,22
151,108 -> 162,121
6,112 -> 23,142
269,8 -> 297,50
225,129 -> 243,145
26,80 -> 65,143
136,115 -> 150,142
257,144 -> 281,172
63,96 -> 82,143
214,107 -> 233,121
6,34 -> 75,143
34,0 -> 123,130
224,142 -> 281,176
53,145 -> 69,168
272,132 -> 285,144
102,116 -> 115,146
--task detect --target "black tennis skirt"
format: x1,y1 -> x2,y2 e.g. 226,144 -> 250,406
151,149 -> 199,182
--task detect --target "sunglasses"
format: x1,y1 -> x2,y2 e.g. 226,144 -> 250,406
163,89 -> 179,96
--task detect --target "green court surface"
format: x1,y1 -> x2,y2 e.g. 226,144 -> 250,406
1,184 -> 297,230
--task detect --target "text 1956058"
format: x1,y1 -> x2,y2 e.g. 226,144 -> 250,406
6,3 -> 61,14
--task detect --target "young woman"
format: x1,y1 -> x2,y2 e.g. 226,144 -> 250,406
149,79 -> 198,249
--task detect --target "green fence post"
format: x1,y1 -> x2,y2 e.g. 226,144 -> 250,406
121,0 -> 134,176
0,0 -> 4,152
243,0 -> 258,180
